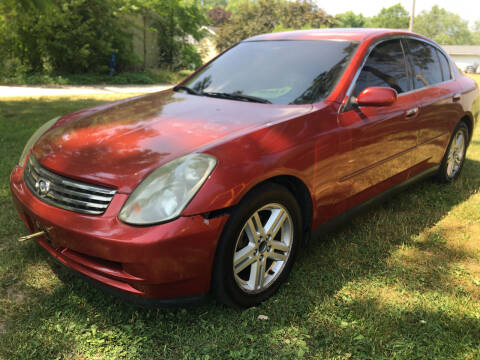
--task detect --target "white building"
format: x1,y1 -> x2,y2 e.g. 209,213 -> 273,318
441,45 -> 480,73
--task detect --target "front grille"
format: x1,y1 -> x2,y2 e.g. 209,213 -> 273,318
24,155 -> 116,215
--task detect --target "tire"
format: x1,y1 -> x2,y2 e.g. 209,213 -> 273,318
438,121 -> 469,183
211,183 -> 302,308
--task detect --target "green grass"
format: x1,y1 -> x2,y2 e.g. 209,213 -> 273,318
1,91 -> 480,359
470,74 -> 480,87
0,69 -> 193,86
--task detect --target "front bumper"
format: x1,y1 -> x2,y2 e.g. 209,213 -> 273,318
10,164 -> 228,301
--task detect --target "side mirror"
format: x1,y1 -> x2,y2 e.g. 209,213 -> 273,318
356,87 -> 398,107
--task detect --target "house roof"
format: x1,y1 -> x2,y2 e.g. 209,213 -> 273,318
441,45 -> 480,56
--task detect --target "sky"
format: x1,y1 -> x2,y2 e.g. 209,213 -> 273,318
316,0 -> 480,27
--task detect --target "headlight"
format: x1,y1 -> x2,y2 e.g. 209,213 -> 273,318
119,153 -> 217,225
19,116 -> 60,166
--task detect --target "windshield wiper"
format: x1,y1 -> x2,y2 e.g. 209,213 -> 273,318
173,85 -> 201,96
174,87 -> 271,104
203,92 -> 271,104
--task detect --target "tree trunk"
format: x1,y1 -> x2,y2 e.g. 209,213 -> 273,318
143,14 -> 147,71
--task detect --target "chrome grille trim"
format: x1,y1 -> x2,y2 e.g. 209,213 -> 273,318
24,155 -> 116,215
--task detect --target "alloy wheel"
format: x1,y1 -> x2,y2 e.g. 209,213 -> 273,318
232,203 -> 294,294
446,128 -> 466,179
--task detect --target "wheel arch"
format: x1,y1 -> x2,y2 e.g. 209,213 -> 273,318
208,175 -> 314,243
460,113 -> 474,146
267,175 -> 314,238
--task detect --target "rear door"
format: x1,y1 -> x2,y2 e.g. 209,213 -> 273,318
337,38 -> 419,202
403,38 -> 463,166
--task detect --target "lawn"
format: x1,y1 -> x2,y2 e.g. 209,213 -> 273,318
0,69 -> 193,86
1,89 -> 480,359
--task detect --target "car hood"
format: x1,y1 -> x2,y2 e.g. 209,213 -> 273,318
32,90 -> 314,193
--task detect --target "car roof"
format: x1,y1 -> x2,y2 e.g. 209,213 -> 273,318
243,28 -> 422,43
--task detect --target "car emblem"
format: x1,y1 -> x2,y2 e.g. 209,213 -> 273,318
35,178 -> 51,197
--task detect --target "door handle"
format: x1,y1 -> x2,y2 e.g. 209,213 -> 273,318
405,107 -> 419,118
453,93 -> 461,102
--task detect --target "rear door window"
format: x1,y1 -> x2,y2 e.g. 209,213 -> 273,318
437,49 -> 452,82
354,39 -> 410,97
406,39 -> 443,88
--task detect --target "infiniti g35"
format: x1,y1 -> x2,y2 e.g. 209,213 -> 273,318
10,29 -> 480,307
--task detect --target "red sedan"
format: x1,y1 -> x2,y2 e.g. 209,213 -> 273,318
10,29 -> 480,307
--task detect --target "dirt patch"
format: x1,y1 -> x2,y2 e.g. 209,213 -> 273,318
6,287 -> 25,304
453,260 -> 480,299
0,320 -> 6,334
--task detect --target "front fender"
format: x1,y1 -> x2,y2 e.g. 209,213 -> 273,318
182,115 -> 318,216
181,105 -> 340,218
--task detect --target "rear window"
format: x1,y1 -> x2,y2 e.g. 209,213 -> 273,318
182,40 -> 359,105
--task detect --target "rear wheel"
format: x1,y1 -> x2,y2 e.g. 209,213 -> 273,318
212,183 -> 302,308
438,121 -> 468,183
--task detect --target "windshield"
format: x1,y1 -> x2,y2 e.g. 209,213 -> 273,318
181,40 -> 358,105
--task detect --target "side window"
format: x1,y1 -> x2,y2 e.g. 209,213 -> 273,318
406,39 -> 443,88
437,49 -> 452,82
354,39 -> 410,97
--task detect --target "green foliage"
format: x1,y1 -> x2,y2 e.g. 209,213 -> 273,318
225,0 -> 253,13
367,3 -> 409,29
333,4 -> 480,45
216,0 -> 333,50
280,0 -> 333,29
146,68 -> 194,84
45,0 -> 134,73
0,0 -> 134,74
157,0 -> 205,69
473,24 -> 480,46
414,6 -> 473,45
207,7 -> 231,26
0,0 -> 205,78
123,0 -> 206,70
335,11 -> 367,28
202,0 -> 228,10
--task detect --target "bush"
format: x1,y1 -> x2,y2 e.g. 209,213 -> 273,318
146,68 -> 194,84
175,45 -> 203,70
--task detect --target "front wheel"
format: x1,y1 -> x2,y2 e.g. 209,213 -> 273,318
438,121 -> 469,183
212,183 -> 302,308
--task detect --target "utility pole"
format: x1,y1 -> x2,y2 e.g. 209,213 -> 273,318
409,0 -> 416,32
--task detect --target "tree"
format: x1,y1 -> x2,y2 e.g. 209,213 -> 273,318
0,0 -> 206,76
0,0 -> 134,74
473,20 -> 480,45
414,6 -> 472,45
201,0 -> 228,10
156,0 -> 206,69
43,0 -> 133,73
1,0 -> 51,11
106,0 -> 206,70
335,11 -> 366,28
216,0 -> 333,50
367,3 -> 409,29
208,7 -> 231,26
280,0 -> 332,30
225,0 -> 253,14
